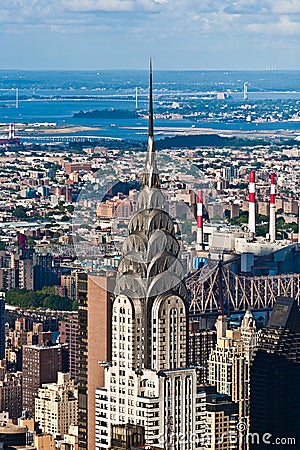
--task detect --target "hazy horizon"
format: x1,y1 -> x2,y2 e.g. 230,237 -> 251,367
1,68 -> 300,72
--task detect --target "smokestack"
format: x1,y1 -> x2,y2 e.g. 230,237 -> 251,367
196,190 -> 204,250
269,172 -> 276,242
8,123 -> 15,140
248,170 -> 256,234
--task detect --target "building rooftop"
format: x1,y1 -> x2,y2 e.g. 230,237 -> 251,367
267,296 -> 300,330
0,423 -> 27,434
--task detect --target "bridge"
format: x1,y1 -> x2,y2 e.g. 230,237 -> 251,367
1,87 -> 300,106
186,260 -> 300,315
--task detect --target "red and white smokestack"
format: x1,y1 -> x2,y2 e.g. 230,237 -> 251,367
248,170 -> 256,234
8,123 -> 15,140
196,190 -> 204,250
269,172 -> 276,242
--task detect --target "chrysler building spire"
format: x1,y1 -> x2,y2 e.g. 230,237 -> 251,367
148,58 -> 154,138
142,59 -> 160,189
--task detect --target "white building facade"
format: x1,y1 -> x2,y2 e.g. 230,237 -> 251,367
35,372 -> 78,436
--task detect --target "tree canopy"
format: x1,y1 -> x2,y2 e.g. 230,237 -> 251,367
5,286 -> 77,311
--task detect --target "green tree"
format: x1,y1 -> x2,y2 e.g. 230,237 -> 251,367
72,300 -> 78,311
5,288 -> 73,311
12,206 -> 27,220
66,205 -> 74,213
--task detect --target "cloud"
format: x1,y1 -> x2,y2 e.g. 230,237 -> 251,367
272,0 -> 300,15
0,0 -> 300,39
0,0 -> 58,25
62,0 -> 135,13
224,1 -> 269,15
0,0 -> 167,30
248,15 -> 300,35
62,0 -> 165,13
0,0 -> 299,69
223,0 -> 300,16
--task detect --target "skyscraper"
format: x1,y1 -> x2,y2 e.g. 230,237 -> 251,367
189,321 -> 217,384
77,272 -> 88,450
0,366 -> 22,420
205,393 -> 239,450
0,293 -> 5,360
95,63 -> 201,449
250,296 -> 300,448
87,273 -> 114,449
22,344 -> 68,417
59,313 -> 78,380
207,313 -> 257,448
76,270 -> 115,450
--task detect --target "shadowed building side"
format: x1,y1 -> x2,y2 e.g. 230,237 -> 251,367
77,272 -> 88,450
250,296 -> 300,448
87,273 -> 114,450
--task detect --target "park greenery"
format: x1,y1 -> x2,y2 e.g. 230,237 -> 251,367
5,286 -> 77,311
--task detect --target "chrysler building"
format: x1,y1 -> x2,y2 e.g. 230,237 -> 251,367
95,63 -> 202,450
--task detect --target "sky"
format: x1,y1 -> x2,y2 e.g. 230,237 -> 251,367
0,0 -> 299,70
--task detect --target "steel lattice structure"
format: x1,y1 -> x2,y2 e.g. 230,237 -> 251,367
187,262 -> 300,315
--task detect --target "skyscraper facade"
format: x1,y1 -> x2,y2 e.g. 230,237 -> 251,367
205,393 -> 239,450
189,322 -> 217,384
0,293 -> 5,360
250,296 -> 300,448
87,273 -> 114,449
22,344 -> 67,417
208,312 -> 258,449
76,270 -> 115,450
59,313 -> 78,380
35,372 -> 78,436
77,272 -> 88,450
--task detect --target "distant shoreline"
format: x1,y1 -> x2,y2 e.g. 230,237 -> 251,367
73,109 -> 139,119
